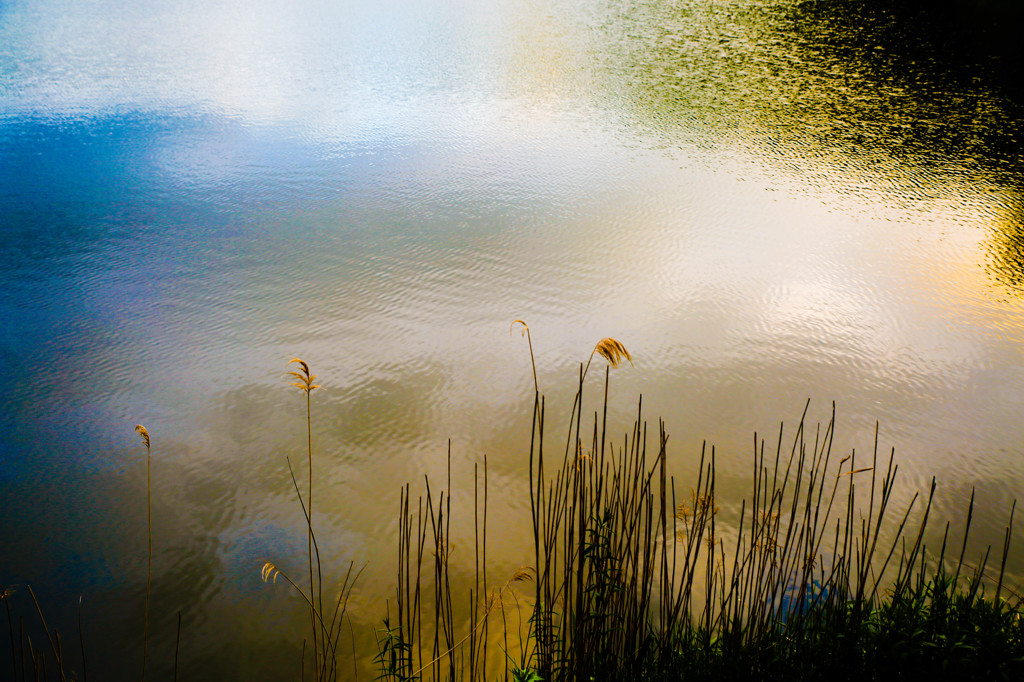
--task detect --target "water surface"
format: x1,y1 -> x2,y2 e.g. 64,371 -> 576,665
2,0 -> 1024,678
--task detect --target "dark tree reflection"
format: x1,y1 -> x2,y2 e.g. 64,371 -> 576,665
787,0 -> 1024,293
593,0 -> 1024,293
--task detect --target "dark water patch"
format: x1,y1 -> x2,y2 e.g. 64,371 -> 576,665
787,0 -> 1024,171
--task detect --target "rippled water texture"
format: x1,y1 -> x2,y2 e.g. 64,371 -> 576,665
2,0 -> 1023,678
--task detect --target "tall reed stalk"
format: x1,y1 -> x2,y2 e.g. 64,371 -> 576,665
514,365 -> 1023,681
134,424 -> 152,682
263,358 -> 362,682
378,446 -> 533,682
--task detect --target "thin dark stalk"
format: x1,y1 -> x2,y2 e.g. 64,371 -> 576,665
19,616 -> 25,682
174,611 -> 181,682
2,586 -> 16,682
996,500 -> 1016,607
144,438 -> 151,682
77,596 -> 86,682
26,586 -> 65,682
133,424 -> 153,682
304,388 -> 320,679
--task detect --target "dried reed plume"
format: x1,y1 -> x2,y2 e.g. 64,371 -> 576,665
134,424 -> 150,449
287,358 -> 321,394
583,336 -> 633,381
593,337 -> 633,368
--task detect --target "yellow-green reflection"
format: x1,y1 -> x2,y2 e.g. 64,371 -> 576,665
587,0 -> 1023,274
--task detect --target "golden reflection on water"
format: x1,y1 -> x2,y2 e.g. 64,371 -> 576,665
985,196 -> 1024,296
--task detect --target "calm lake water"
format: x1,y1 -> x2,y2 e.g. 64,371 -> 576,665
2,0 -> 1023,678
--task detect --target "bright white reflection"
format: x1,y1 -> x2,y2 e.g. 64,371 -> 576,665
0,0 -> 519,125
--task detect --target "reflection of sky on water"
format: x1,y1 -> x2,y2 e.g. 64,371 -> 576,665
1,0 -> 520,130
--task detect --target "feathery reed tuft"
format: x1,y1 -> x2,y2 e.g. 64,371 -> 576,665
593,337 -> 633,368
287,358 -> 321,394
581,335 -> 633,383
134,424 -> 150,449
260,562 -> 281,585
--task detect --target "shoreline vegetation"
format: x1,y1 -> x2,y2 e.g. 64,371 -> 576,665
3,327 -> 1023,680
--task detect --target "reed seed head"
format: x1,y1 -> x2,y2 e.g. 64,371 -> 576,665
287,358 -> 321,394
261,561 -> 281,584
135,424 -> 150,449
593,337 -> 633,368
510,566 -> 535,583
